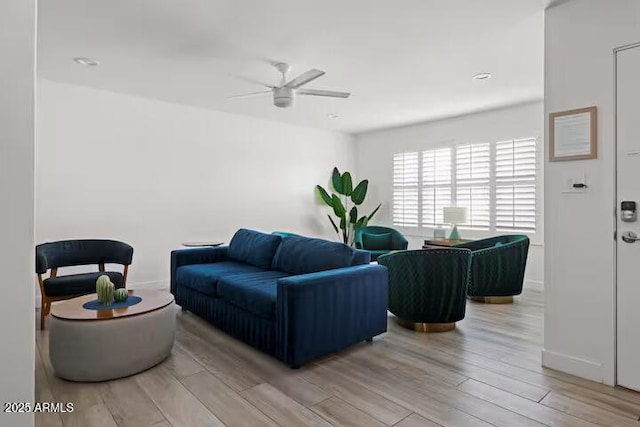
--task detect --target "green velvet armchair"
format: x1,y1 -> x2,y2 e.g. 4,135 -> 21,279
354,226 -> 408,261
378,248 -> 472,332
272,231 -> 303,238
454,235 -> 530,303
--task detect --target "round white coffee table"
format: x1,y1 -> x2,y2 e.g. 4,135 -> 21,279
49,289 -> 175,382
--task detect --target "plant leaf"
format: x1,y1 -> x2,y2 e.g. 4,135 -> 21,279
316,185 -> 333,207
367,203 -> 382,222
339,216 -> 346,230
351,180 -> 368,205
327,215 -> 339,234
331,167 -> 344,194
331,194 -> 346,217
355,215 -> 368,229
341,172 -> 353,196
349,206 -> 358,224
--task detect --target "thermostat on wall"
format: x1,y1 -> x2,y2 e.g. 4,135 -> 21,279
563,174 -> 588,194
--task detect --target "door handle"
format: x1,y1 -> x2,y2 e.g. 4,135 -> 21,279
622,231 -> 640,243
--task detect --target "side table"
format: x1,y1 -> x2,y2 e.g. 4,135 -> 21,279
422,238 -> 473,249
181,242 -> 223,247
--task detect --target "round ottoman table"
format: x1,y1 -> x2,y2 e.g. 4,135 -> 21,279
49,289 -> 175,382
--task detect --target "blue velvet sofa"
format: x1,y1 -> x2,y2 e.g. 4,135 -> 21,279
171,229 -> 388,367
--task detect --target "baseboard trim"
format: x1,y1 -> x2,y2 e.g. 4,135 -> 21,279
128,280 -> 169,290
542,349 -> 608,384
526,279 -> 544,286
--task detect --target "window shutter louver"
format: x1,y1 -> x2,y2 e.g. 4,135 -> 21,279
422,148 -> 452,226
393,152 -> 419,227
392,137 -> 537,235
495,138 -> 537,232
456,143 -> 491,230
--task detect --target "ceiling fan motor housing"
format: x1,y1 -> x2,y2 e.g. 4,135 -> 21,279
274,87 -> 294,108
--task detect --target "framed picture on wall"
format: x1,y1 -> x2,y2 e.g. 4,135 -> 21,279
549,106 -> 597,161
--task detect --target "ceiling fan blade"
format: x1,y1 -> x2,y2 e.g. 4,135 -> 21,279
297,89 -> 351,98
284,69 -> 325,89
227,90 -> 272,99
231,74 -> 275,89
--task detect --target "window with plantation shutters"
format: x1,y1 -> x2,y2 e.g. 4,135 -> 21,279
422,148 -> 452,226
495,138 -> 537,231
392,152 -> 419,227
392,136 -> 537,235
456,143 -> 491,230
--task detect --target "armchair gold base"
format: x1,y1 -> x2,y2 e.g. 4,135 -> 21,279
469,296 -> 513,304
396,318 -> 455,333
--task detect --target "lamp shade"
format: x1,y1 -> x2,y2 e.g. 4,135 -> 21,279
443,207 -> 468,224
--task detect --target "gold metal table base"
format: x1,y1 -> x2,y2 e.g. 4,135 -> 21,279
396,318 -> 455,332
469,295 -> 514,304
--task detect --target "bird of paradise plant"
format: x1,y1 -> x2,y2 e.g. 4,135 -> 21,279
316,167 -> 381,245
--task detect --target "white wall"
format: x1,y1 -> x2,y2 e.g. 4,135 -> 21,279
36,80 -> 355,289
0,0 -> 36,426
544,0 -> 640,385
355,102 -> 544,284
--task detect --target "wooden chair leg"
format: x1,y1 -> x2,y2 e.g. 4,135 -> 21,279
41,298 -> 52,330
40,303 -> 46,330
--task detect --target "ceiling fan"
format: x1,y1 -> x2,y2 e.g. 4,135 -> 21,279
229,62 -> 351,108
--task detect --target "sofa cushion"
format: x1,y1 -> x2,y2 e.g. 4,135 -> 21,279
228,229 -> 282,269
218,271 -> 291,320
176,262 -> 264,297
43,271 -> 124,297
272,236 -> 356,275
352,249 -> 372,265
362,233 -> 392,250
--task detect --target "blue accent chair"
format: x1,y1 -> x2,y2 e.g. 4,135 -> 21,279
355,226 -> 409,261
171,229 -> 388,367
36,239 -> 134,329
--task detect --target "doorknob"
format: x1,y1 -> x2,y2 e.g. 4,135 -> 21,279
622,231 -> 640,243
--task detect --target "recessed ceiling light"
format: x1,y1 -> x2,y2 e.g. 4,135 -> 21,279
473,73 -> 492,81
73,57 -> 100,66
327,114 -> 339,119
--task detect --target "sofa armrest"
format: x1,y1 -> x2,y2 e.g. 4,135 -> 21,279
170,246 -> 229,294
276,264 -> 388,367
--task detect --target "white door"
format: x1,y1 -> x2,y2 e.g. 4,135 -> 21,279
616,44 -> 640,391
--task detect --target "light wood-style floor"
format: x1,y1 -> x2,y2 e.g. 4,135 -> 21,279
35,283 -> 640,427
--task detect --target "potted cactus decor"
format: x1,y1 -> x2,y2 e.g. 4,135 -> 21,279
96,275 -> 115,306
114,288 -> 128,303
316,167 -> 381,246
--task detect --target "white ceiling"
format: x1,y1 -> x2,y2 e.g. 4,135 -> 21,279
38,0 -> 544,134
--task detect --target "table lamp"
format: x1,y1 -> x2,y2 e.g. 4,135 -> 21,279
443,207 -> 468,240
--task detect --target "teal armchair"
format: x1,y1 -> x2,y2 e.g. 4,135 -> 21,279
354,226 -> 408,261
378,248 -> 472,332
272,231 -> 303,238
454,235 -> 529,303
